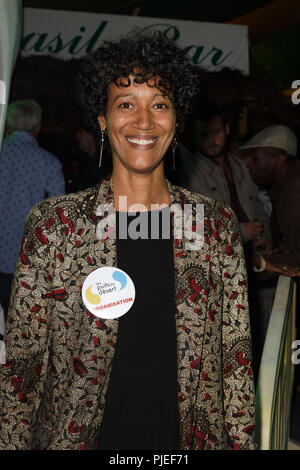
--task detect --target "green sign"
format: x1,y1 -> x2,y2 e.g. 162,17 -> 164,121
21,21 -> 233,67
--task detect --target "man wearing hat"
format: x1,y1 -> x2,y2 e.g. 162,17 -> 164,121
242,124 -> 300,271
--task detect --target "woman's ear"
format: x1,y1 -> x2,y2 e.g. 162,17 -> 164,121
98,115 -> 106,132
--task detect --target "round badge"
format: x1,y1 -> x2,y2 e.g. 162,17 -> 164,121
82,267 -> 135,319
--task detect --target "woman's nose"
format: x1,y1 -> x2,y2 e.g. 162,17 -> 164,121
132,107 -> 153,129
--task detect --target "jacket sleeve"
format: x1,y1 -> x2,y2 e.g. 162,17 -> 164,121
220,209 -> 256,450
0,204 -> 55,449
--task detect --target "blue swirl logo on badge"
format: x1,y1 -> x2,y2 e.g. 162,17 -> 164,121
82,267 -> 135,319
85,270 -> 127,305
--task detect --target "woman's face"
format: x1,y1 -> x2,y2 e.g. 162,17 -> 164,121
98,76 -> 176,174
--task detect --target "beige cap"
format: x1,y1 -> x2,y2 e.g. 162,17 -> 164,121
240,125 -> 298,157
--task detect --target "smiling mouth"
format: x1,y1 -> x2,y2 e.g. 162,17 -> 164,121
126,136 -> 157,146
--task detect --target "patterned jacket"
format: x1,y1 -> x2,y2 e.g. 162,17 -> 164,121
0,177 -> 256,450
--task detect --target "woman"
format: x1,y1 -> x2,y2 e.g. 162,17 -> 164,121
0,31 -> 255,450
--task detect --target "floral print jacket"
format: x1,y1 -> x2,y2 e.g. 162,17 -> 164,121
0,178 -> 256,450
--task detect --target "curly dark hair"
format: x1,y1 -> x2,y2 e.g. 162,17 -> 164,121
77,30 -> 200,142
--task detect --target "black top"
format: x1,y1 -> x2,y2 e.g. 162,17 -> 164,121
97,208 -> 179,450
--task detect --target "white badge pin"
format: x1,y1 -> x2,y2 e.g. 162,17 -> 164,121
82,267 -> 135,319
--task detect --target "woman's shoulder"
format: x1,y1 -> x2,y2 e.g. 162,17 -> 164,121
31,186 -> 99,218
23,186 -> 100,241
174,184 -> 237,222
175,184 -> 215,204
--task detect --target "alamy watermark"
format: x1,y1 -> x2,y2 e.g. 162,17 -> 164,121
291,80 -> 300,105
0,80 -> 6,105
95,196 -> 204,250
292,340 -> 300,365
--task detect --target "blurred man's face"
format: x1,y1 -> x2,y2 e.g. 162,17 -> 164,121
195,115 -> 229,159
76,128 -> 96,156
246,147 -> 279,186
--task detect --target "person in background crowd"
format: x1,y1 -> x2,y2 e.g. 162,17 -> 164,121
241,124 -> 300,271
75,126 -> 112,191
76,127 -> 97,159
229,135 -> 273,218
0,99 -> 65,319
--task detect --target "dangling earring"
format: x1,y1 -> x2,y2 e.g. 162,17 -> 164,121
172,137 -> 178,171
99,129 -> 105,168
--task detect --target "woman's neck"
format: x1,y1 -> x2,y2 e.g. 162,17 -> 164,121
112,165 -> 171,212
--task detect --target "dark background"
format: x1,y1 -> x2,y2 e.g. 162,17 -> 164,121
12,0 -> 300,190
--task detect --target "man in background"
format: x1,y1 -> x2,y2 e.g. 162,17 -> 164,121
180,110 -> 271,248
75,126 -> 112,191
0,99 -> 65,319
242,125 -> 299,269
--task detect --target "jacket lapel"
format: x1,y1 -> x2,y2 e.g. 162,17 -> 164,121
169,184 -> 209,446
76,177 -> 119,374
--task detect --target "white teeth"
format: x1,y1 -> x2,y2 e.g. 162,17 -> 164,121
127,137 -> 156,145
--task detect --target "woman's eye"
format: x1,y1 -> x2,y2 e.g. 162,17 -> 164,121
154,103 -> 168,109
119,102 -> 133,109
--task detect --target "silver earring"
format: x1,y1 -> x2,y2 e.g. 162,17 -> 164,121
172,137 -> 178,171
99,129 -> 105,168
